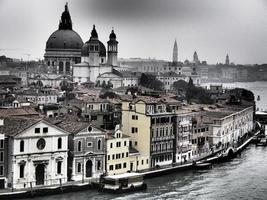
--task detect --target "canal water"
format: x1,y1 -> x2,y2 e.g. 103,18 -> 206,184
23,144 -> 267,200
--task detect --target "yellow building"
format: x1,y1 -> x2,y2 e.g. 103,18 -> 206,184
121,97 -> 176,168
106,125 -> 149,175
106,125 -> 131,175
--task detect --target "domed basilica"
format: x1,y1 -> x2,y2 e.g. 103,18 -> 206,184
43,3 -> 118,84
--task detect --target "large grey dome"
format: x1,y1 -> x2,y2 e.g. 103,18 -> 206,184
46,30 -> 83,50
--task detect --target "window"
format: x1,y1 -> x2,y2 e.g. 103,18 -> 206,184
35,128 -> 40,134
135,141 -> 138,146
58,138 -> 62,149
97,140 -> 101,150
124,141 -> 127,146
122,153 -> 124,158
87,142 -> 92,147
0,140 -> 4,149
97,161 -> 101,170
20,164 -> 24,178
131,127 -> 138,133
109,165 -> 113,170
110,143 -> 113,148
115,164 -> 122,169
0,165 -> 3,176
112,154 -> 115,160
116,142 -> 121,147
77,163 -> 81,173
132,115 -> 138,120
141,160 -> 144,165
123,163 -> 127,168
126,152 -> 128,157
78,141 -> 82,152
20,140 -> 24,152
0,152 -> 3,162
43,127 -> 48,133
57,161 -> 62,174
108,155 -> 110,160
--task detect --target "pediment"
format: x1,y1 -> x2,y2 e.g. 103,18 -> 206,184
16,120 -> 70,138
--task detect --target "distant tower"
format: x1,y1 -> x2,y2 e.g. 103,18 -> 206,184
225,54 -> 230,65
193,51 -> 199,63
107,28 -> 118,66
172,39 -> 178,63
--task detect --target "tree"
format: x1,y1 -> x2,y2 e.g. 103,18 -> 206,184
139,73 -> 164,91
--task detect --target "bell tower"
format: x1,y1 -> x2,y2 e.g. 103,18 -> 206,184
172,39 -> 178,64
107,28 -> 118,66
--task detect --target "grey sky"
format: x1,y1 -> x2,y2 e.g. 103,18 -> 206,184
0,0 -> 267,64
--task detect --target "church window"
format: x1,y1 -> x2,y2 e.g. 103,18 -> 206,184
58,138 -> 62,149
0,152 -> 3,162
59,62 -> 64,73
66,62 -> 70,73
57,161 -> 62,174
20,164 -> 24,178
35,128 -> 40,133
78,141 -> 82,152
97,140 -> 102,150
97,160 -> 101,170
47,61 -> 50,66
77,163 -> 81,173
90,45 -> 94,51
0,165 -> 3,176
43,127 -> 48,133
20,140 -> 24,152
95,45 -> 99,51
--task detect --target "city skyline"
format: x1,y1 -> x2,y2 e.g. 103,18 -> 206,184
0,0 -> 267,64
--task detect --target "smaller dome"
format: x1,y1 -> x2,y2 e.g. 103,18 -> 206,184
81,40 -> 106,57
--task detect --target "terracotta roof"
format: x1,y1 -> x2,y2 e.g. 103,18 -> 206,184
46,116 -> 89,134
0,117 -> 42,136
132,96 -> 163,104
0,106 -> 40,117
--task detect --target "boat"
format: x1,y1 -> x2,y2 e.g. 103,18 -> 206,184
256,138 -> 267,146
194,162 -> 212,170
100,172 -> 147,194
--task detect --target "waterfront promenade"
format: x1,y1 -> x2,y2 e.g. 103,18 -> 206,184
0,129 -> 260,199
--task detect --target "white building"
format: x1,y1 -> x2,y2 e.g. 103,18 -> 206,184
73,26 -> 118,84
203,106 -> 254,149
3,118 -> 69,189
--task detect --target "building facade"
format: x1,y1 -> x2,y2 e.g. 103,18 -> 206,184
4,118 -> 69,189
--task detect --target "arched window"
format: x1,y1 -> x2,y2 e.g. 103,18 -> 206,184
97,161 -> 101,170
77,163 -> 81,173
20,164 -> 24,178
20,140 -> 24,152
78,141 -> 82,152
65,62 -> 70,73
57,161 -> 62,174
59,62 -> 64,73
58,138 -> 62,149
97,140 -> 101,150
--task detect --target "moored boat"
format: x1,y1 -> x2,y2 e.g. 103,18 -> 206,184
100,173 -> 147,194
194,162 -> 212,170
256,138 -> 267,146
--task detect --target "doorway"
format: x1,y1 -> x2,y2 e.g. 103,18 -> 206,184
35,164 -> 45,185
86,160 -> 92,177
